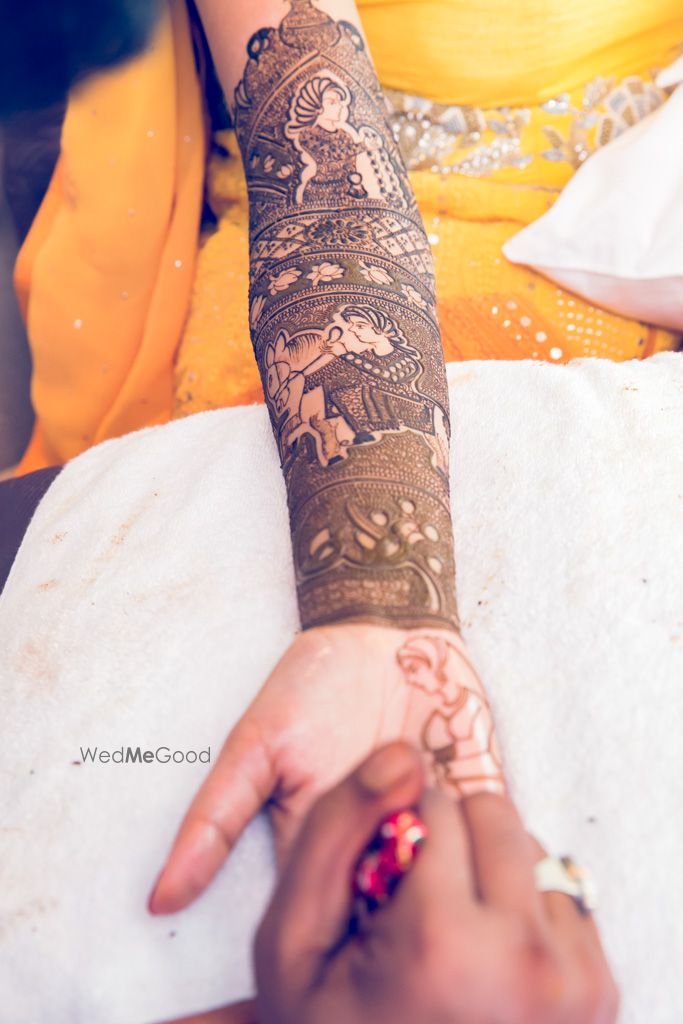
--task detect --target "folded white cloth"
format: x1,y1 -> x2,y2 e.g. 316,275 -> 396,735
1,355 -> 682,1024
503,63 -> 683,330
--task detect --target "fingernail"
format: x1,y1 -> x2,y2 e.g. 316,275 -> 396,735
147,871 -> 166,915
358,742 -> 418,794
147,820 -> 227,915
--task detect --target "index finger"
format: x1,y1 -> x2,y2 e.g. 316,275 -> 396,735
460,791 -> 549,934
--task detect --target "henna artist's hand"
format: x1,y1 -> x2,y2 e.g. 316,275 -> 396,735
148,622 -> 506,914
254,740 -> 621,1024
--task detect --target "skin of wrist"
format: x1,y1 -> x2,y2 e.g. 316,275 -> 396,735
299,614 -> 462,637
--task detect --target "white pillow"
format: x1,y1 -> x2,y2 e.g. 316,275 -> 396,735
656,54 -> 683,88
503,62 -> 683,330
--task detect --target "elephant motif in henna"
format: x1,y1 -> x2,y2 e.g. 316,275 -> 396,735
263,304 -> 449,471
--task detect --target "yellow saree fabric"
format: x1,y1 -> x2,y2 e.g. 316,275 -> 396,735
14,0 -> 206,475
358,0 -> 683,107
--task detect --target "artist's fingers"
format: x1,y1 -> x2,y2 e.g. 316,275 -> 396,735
525,832 -> 620,1024
457,801 -> 619,1022
356,786 -> 528,1022
380,784 -> 476,927
459,793 -> 550,933
255,742 -> 425,998
149,714 -> 275,914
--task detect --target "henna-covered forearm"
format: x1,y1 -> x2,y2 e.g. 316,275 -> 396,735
209,0 -> 459,631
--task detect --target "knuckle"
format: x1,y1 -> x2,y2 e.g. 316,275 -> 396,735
410,906 -> 452,962
518,937 -> 570,1020
405,910 -> 466,1006
519,919 -> 620,1024
407,949 -> 460,1017
578,977 -> 607,1022
349,930 -> 416,1010
602,974 -> 623,1019
554,956 -> 611,1023
506,976 -> 537,1024
570,949 -> 619,1022
606,977 -> 622,1022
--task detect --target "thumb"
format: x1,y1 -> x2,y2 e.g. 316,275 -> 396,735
148,714 -> 275,915
255,741 -> 425,992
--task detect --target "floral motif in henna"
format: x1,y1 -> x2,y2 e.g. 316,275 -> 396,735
396,634 -> 507,797
233,0 -> 459,631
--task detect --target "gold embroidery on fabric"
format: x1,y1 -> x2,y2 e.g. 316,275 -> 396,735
385,72 -> 672,178
385,89 -> 532,176
540,76 -> 669,167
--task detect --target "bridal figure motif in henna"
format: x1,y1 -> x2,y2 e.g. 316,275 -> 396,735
397,634 -> 506,797
233,0 -> 460,632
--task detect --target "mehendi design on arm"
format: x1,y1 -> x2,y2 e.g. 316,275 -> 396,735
233,0 -> 459,631
396,635 -> 506,797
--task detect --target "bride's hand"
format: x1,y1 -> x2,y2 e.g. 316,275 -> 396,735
148,621 -> 506,914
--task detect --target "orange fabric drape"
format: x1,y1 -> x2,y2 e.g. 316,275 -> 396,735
13,0 -> 206,475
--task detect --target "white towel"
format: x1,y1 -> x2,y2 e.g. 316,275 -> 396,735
1,355 -> 682,1024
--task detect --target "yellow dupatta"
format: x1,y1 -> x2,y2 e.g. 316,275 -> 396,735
13,0 -> 206,475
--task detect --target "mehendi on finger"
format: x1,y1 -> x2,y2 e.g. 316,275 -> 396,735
234,0 -> 459,631
396,634 -> 507,797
